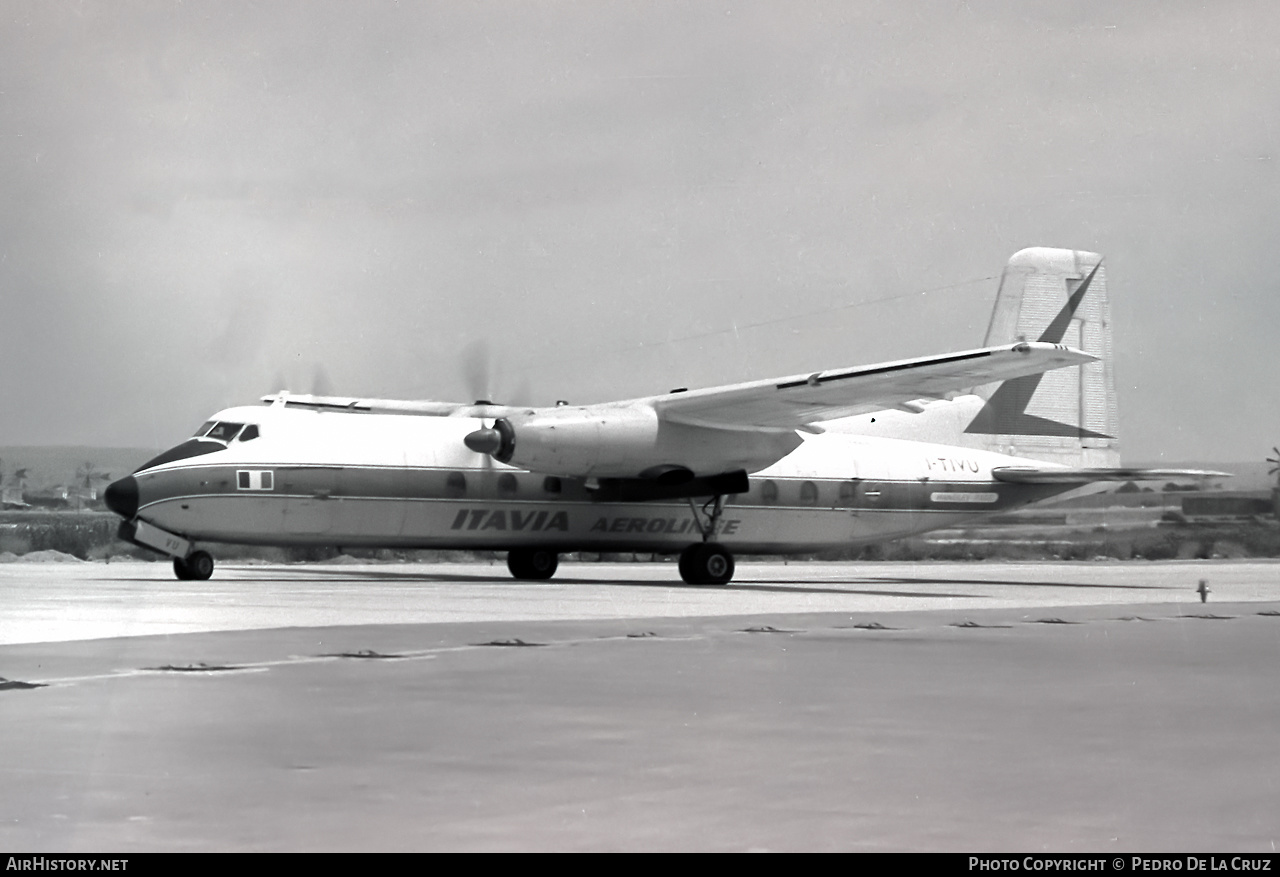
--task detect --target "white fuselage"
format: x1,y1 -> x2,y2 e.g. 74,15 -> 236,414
128,404 -> 1071,554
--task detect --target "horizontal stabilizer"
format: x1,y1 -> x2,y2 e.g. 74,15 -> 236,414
992,467 -> 1231,485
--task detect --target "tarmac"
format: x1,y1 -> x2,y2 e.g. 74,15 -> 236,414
1,558 -> 1278,852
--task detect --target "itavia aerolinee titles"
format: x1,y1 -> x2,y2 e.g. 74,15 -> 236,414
103,248 -> 1214,584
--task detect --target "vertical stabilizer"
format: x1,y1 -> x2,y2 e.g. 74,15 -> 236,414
966,247 -> 1119,467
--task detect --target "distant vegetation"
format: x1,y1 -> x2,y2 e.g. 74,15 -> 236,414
833,525 -> 1280,562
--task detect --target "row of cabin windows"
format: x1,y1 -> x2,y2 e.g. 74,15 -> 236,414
445,473 -> 562,496
758,479 -> 857,505
238,469 -> 859,504
435,473 -> 854,505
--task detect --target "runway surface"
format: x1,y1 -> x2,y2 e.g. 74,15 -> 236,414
1,559 -> 1278,851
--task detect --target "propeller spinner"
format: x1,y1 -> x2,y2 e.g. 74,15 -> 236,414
464,418 -> 515,462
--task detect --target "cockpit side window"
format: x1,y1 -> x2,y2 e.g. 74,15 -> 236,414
204,422 -> 244,442
238,424 -> 260,442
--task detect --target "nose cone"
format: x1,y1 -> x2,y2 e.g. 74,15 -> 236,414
104,475 -> 138,519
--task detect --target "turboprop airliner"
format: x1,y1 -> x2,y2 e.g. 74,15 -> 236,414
104,247 -> 1215,584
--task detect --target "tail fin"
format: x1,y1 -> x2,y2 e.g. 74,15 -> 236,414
965,247 -> 1120,467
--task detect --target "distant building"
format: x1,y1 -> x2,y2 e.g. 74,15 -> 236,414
0,462 -> 30,509
1,485 -> 28,509
1181,492 -> 1275,520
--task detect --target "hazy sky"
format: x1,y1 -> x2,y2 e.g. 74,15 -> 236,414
2,1 -> 1277,462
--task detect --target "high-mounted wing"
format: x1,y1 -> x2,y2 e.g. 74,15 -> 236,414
461,341 -> 1096,481
644,341 -> 1093,431
259,343 -> 1091,482
262,341 -> 1090,435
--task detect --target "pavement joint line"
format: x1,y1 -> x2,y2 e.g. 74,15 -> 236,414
10,601 -> 1279,689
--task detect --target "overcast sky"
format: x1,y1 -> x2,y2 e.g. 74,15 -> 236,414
1,1 -> 1277,462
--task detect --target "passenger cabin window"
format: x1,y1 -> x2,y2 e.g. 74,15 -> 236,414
498,473 -> 518,495
760,480 -> 778,504
543,476 -> 562,494
446,472 -> 467,497
838,480 -> 857,506
800,481 -> 819,505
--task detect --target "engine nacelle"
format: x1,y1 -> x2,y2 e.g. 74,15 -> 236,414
473,405 -> 661,477
463,403 -> 802,479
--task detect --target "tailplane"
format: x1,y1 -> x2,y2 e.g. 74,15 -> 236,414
965,247 -> 1119,467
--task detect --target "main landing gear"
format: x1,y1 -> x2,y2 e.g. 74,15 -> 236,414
507,548 -> 559,580
678,542 -> 735,585
174,550 -> 215,581
502,491 -> 738,586
677,494 -> 736,585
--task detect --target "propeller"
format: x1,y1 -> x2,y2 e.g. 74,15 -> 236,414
310,364 -> 334,397
459,339 -> 540,463
461,338 -> 495,405
1268,446 -> 1280,478
461,340 -> 511,465
460,338 -> 535,408
265,363 -> 335,397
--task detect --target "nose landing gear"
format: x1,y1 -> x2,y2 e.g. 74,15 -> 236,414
174,550 -> 215,581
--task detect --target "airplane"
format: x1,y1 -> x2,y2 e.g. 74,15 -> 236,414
103,247 -> 1220,584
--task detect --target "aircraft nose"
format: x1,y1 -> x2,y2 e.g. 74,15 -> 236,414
103,475 -> 138,519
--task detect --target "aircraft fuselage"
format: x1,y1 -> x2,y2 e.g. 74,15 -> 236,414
112,404 -> 1072,556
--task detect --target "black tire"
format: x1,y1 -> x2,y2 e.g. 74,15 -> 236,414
507,548 -> 558,581
173,556 -> 193,581
679,543 -> 735,585
678,544 -> 700,583
185,550 -> 215,581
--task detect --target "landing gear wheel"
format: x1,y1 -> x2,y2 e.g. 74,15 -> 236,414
173,550 -> 214,581
186,550 -> 215,580
507,548 -> 559,581
678,543 -> 735,585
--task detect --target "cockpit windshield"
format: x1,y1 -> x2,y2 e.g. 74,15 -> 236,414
205,422 -> 244,442
189,419 -> 259,440
137,418 -> 260,472
193,421 -> 255,442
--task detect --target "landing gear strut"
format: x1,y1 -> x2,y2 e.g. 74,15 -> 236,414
174,549 -> 215,581
678,494 -> 736,585
508,548 -> 559,580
